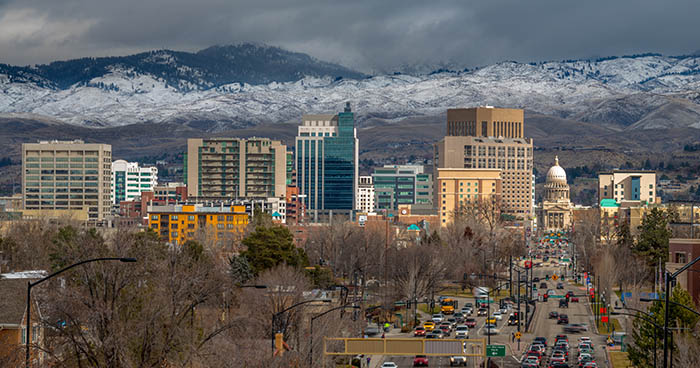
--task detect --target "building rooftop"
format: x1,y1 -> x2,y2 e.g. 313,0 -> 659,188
600,199 -> 620,208
599,170 -> 656,174
147,204 -> 247,214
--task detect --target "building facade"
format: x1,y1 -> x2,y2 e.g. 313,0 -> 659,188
434,135 -> 533,217
185,138 -> 287,201
111,160 -> 158,205
598,170 -> 657,206
447,107 -> 524,139
356,176 -> 375,213
22,140 -> 112,224
667,238 -> 700,306
371,165 -> 433,211
436,168 -> 502,226
295,103 -> 359,220
540,156 -> 573,231
147,203 -> 248,245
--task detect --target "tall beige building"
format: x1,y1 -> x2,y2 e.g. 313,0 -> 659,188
436,168 -> 502,226
447,107 -> 524,138
22,140 -> 112,224
185,138 -> 286,200
436,107 -> 533,218
598,170 -> 657,205
434,135 -> 533,217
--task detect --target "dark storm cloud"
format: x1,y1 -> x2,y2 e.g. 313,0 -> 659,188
1,0 -> 699,72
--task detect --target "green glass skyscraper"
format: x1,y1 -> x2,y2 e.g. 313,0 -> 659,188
296,103 -> 358,221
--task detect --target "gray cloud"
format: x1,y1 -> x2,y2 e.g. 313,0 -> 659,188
1,0 -> 699,72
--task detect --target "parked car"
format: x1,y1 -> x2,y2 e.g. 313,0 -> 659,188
413,355 -> 429,366
557,314 -> 569,324
450,356 -> 468,366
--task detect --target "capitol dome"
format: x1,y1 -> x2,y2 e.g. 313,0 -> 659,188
546,156 -> 567,185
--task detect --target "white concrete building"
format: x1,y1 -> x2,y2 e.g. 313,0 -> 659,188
111,160 -> 158,205
356,176 -> 375,213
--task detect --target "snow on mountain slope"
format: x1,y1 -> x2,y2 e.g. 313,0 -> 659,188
2,52 -> 700,130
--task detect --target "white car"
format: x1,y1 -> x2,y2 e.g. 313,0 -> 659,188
381,363 -> 398,368
455,325 -> 469,338
492,311 -> 503,320
432,314 -> 444,323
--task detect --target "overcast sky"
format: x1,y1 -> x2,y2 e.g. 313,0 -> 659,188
1,0 -> 699,72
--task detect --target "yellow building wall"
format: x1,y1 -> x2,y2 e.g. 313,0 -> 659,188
148,205 -> 248,244
437,169 -> 502,226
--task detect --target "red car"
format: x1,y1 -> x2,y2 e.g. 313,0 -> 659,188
413,355 -> 429,366
414,327 -> 426,337
465,318 -> 477,328
571,297 -> 579,302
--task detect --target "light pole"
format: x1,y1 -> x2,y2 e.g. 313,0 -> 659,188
663,255 -> 700,368
309,304 -> 360,367
25,257 -> 137,368
612,310 -> 665,368
271,299 -> 331,355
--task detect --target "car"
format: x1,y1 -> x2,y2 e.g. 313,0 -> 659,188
577,353 -> 593,363
450,356 -> 468,366
461,307 -> 473,315
577,341 -> 594,350
571,297 -> 579,302
564,324 -> 588,333
432,314 -> 444,323
492,311 -> 503,320
581,362 -> 598,368
533,336 -> 547,347
559,299 -> 569,308
533,277 -> 540,283
486,317 -> 497,324
556,282 -> 564,289
477,308 -> 488,316
447,317 -> 458,327
549,311 -> 559,319
565,291 -> 574,298
540,282 -> 548,289
432,329 -> 445,338
550,363 -> 569,368
413,355 -> 429,366
482,324 -> 498,335
579,337 -> 592,344
455,327 -> 469,339
453,312 -> 465,320
365,325 -> 381,336
464,302 -> 473,309
507,314 -> 519,326
440,321 -> 452,331
552,346 -> 569,360
551,353 -> 566,364
578,347 -> 594,356
465,318 -> 477,328
547,289 -> 557,296
523,356 -> 540,366
382,362 -> 398,368
439,325 -> 451,336
414,326 -> 426,337
521,363 -> 538,368
423,321 -> 435,331
425,332 -> 440,339
558,314 -> 569,324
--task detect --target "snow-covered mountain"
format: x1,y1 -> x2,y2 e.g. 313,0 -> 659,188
2,46 -> 700,131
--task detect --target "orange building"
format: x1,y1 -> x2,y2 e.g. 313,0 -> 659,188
147,203 -> 248,245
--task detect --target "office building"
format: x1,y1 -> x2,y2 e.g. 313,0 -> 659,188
111,160 -> 158,205
435,107 -> 533,218
447,107 -> 524,138
436,168 -> 502,226
371,165 -> 433,211
667,238 -> 700,306
356,176 -> 375,213
22,140 -> 112,224
296,103 -> 359,220
598,170 -> 657,205
434,135 -> 533,216
184,138 -> 286,201
147,203 -> 248,245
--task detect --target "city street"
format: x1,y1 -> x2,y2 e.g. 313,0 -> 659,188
374,249 -> 609,367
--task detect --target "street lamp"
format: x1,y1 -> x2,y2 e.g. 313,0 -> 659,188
271,298 -> 331,355
663,254 -> 700,368
309,304 -> 360,366
612,309 -> 665,368
25,257 -> 137,368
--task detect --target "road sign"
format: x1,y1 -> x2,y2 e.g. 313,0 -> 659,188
486,344 -> 506,357
552,274 -> 559,281
550,295 -> 565,299
515,332 -> 522,340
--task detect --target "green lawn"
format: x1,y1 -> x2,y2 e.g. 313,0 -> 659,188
595,317 -> 622,334
609,351 -> 632,368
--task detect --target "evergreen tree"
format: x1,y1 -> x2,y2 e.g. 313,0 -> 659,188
634,208 -> 672,271
241,225 -> 308,275
229,254 -> 253,286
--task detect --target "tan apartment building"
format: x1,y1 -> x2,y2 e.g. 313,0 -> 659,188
22,140 -> 112,225
185,138 -> 286,201
447,107 -> 524,138
434,135 -> 533,217
598,170 -> 657,206
436,168 -> 502,226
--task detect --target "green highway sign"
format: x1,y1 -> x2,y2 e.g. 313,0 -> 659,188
486,344 -> 506,357
550,295 -> 565,299
562,258 -> 571,262
476,299 -> 494,303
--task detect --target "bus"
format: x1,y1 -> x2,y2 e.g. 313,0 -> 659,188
440,298 -> 457,314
